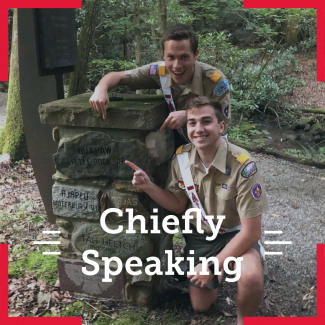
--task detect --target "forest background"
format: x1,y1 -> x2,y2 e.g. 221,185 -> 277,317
0,1 -> 322,324
0,0 -> 320,162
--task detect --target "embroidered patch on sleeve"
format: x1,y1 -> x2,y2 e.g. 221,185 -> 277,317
222,183 -> 228,189
223,104 -> 230,119
149,64 -> 158,76
241,161 -> 257,178
252,183 -> 262,200
225,166 -> 231,176
214,79 -> 229,96
210,72 -> 222,82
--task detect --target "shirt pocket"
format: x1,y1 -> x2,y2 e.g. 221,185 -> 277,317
214,187 -> 237,216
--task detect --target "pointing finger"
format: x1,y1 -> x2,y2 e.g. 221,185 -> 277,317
125,160 -> 141,172
160,116 -> 172,131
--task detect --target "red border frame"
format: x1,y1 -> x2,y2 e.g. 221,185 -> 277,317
0,244 -> 81,324
0,1 -> 324,81
0,1 -> 81,81
0,244 -> 324,323
244,0 -> 325,81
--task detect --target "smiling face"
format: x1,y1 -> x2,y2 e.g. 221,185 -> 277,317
187,104 -> 225,152
163,39 -> 198,85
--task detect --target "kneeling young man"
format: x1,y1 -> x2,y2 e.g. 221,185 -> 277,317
125,97 -> 268,325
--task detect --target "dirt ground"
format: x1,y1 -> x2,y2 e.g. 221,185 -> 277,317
282,53 -> 325,109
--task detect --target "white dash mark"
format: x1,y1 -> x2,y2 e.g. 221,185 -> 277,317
42,231 -> 61,234
33,241 -> 61,245
265,241 -> 292,245
264,231 -> 283,234
43,252 -> 61,255
265,252 -> 283,255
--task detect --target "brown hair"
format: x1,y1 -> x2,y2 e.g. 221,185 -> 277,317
186,97 -> 224,122
161,24 -> 198,54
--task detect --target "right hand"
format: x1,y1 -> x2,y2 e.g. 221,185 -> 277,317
125,160 -> 151,191
89,88 -> 109,119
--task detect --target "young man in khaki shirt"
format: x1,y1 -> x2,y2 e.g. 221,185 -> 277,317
125,97 -> 268,325
89,24 -> 230,146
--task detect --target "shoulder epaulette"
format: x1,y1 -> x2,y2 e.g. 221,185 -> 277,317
210,72 -> 222,82
176,144 -> 191,154
236,153 -> 250,165
205,70 -> 222,83
176,145 -> 184,154
158,65 -> 166,76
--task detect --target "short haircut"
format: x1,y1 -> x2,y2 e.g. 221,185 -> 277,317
186,97 -> 224,123
161,24 -> 198,54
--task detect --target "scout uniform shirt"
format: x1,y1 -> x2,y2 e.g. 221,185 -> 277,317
124,61 -> 231,124
165,138 -> 269,233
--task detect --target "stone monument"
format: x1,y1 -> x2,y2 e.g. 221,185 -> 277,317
39,93 -> 174,306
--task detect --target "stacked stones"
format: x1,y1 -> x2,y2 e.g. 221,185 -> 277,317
39,93 -> 174,307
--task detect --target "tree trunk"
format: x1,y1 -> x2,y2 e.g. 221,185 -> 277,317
68,0 -> 101,97
134,0 -> 141,67
286,15 -> 299,46
157,0 -> 167,59
134,0 -> 143,95
0,9 -> 28,161
123,6 -> 128,61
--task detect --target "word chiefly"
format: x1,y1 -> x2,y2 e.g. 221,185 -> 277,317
100,208 -> 226,241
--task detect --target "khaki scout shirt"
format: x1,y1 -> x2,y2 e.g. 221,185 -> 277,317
165,139 -> 269,233
124,61 -> 231,123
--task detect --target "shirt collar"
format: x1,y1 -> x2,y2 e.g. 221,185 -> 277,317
162,69 -> 172,89
186,138 -> 227,174
211,138 -> 227,173
162,61 -> 203,96
182,61 -> 203,96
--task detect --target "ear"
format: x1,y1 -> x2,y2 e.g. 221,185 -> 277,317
219,121 -> 225,134
194,49 -> 199,60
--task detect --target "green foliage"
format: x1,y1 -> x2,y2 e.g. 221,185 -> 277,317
94,311 -> 146,325
173,229 -> 185,245
87,59 -> 136,86
228,125 -> 250,145
283,145 -> 325,161
319,147 -> 325,160
228,121 -> 268,146
199,30 -> 304,121
60,302 -> 84,317
9,245 -> 58,284
18,200 -> 36,211
71,0 -> 315,124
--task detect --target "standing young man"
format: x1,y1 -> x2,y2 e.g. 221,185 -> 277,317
89,24 -> 230,146
125,97 -> 268,325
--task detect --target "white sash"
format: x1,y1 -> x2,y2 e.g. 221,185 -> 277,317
159,62 -> 189,143
177,150 -> 242,234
